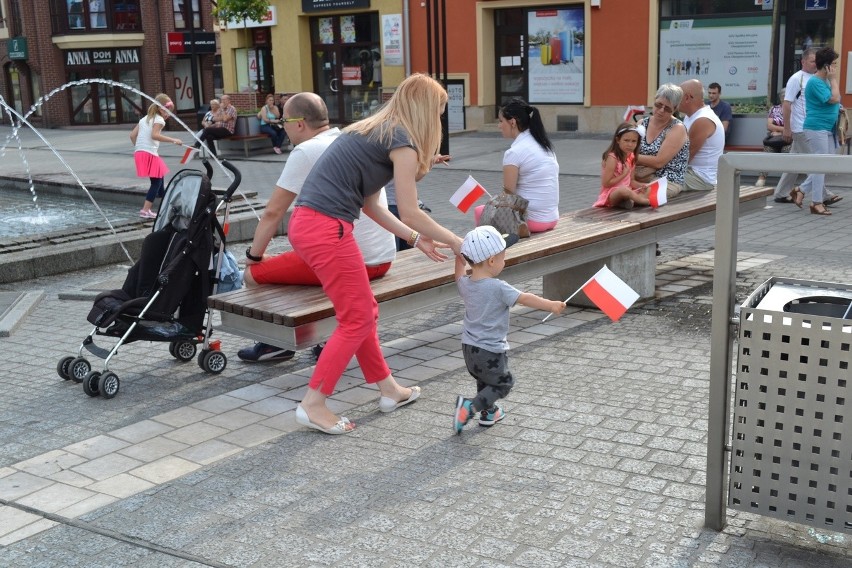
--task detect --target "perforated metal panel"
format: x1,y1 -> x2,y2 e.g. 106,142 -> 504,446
729,278 -> 852,532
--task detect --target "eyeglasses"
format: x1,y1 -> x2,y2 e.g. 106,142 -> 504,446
653,102 -> 674,114
281,117 -> 304,123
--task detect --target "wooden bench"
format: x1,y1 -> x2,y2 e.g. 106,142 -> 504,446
209,186 -> 773,350
215,134 -> 271,158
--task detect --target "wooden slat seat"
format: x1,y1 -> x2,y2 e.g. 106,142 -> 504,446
209,185 -> 773,350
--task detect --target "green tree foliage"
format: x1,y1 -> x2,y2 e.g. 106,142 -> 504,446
211,0 -> 269,28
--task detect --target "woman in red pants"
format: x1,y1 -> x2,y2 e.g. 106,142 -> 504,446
288,74 -> 463,434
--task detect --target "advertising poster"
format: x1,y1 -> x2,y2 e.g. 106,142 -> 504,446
318,17 -> 334,44
340,15 -> 356,44
527,8 -> 584,104
382,14 -> 403,66
659,17 -> 772,103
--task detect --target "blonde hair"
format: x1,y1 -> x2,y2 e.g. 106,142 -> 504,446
345,73 -> 447,178
146,93 -> 172,124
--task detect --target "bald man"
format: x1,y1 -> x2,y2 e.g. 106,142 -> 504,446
679,79 -> 724,191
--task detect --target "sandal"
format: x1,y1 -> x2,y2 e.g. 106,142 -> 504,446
809,203 -> 832,216
825,195 -> 843,206
789,187 -> 804,209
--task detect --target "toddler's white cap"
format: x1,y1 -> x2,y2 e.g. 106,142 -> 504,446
460,225 -> 518,264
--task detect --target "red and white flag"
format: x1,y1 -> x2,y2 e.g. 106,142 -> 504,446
180,146 -> 199,164
623,105 -> 645,122
646,177 -> 668,208
450,175 -> 488,213
581,265 -> 640,322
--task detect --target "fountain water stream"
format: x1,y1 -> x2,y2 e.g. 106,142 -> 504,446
0,79 -> 263,267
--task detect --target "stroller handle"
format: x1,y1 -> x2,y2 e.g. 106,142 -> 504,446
219,160 -> 242,201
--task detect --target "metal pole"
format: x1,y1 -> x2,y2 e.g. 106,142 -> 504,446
439,0 -> 449,155
705,156 -> 739,531
425,0 -> 433,76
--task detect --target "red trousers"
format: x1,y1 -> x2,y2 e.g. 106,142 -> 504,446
288,207 -> 391,395
249,251 -> 390,286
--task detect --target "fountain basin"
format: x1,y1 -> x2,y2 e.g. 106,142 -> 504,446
0,176 -> 266,284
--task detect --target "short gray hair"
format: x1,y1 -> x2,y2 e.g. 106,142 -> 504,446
655,83 -> 684,109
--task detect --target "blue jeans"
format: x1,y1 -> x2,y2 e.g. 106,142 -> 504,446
259,123 -> 286,148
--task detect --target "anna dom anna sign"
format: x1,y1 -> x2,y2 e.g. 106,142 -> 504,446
302,0 -> 369,12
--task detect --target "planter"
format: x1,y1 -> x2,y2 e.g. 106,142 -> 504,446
234,115 -> 260,136
727,113 -> 767,147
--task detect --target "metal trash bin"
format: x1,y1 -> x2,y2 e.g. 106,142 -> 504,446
729,277 -> 852,532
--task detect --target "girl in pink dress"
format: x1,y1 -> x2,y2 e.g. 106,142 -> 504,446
595,123 -> 651,209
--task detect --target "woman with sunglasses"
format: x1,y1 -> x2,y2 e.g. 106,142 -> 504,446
635,83 -> 689,198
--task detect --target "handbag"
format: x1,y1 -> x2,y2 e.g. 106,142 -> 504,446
478,192 -> 530,238
762,134 -> 787,151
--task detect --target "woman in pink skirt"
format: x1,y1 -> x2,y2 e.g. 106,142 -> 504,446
130,93 -> 182,218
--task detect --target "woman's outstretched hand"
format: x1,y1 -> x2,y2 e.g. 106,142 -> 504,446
415,236 -> 451,262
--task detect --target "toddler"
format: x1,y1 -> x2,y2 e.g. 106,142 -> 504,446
453,226 -> 565,434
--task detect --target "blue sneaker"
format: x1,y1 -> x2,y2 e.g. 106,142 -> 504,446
479,404 -> 505,426
237,342 -> 295,363
454,396 -> 474,435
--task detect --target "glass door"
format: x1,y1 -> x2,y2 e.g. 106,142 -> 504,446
311,13 -> 381,124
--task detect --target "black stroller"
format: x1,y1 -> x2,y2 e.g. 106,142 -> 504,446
56,160 -> 242,398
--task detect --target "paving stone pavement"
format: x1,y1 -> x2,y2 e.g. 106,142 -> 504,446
1,126 -> 851,566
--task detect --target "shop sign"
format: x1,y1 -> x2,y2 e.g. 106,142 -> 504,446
7,37 -> 27,60
805,0 -> 826,10
226,6 -> 276,28
302,0 -> 369,13
65,48 -> 141,66
167,32 -> 217,54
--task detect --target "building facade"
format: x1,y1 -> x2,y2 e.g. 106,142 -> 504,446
218,0 -> 849,135
0,0 -> 217,128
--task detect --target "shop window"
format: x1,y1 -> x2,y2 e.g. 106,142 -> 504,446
494,7 -> 585,106
173,0 -> 201,30
660,1 -> 762,17
52,0 -> 141,33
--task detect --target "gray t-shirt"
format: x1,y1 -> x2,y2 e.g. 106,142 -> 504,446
296,127 -> 414,223
457,276 -> 521,353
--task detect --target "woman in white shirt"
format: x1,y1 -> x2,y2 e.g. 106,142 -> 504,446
476,98 -> 560,233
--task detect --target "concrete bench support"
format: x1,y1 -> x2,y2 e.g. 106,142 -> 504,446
543,244 -> 656,307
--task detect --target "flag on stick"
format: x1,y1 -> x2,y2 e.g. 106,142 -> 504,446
450,175 -> 489,213
646,177 -> 668,208
180,146 -> 199,164
581,265 -> 640,322
623,105 -> 646,122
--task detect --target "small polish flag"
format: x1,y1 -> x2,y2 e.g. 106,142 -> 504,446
646,177 -> 668,208
449,175 -> 488,213
582,265 -> 640,322
623,105 -> 646,122
180,146 -> 199,164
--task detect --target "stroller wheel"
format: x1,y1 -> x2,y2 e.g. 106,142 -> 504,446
98,372 -> 120,399
57,356 -> 75,380
69,357 -> 91,384
199,350 -> 227,374
82,371 -> 101,397
171,340 -> 197,362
